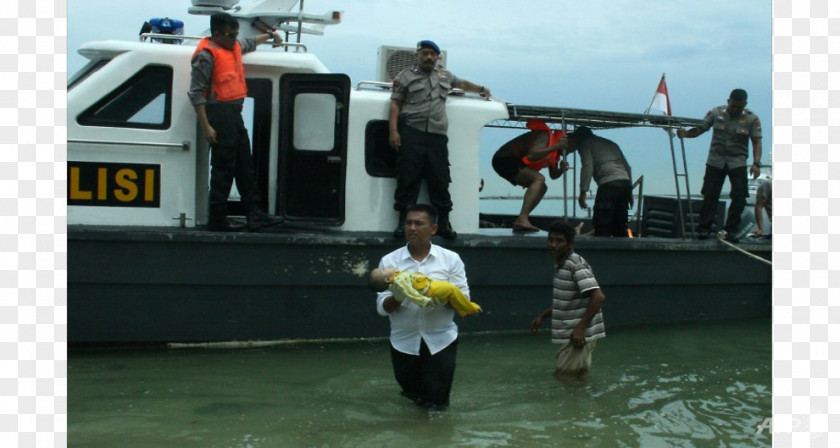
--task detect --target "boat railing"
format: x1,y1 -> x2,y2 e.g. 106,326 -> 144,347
354,82 -> 493,103
68,139 -> 191,152
632,175 -> 644,237
355,81 -> 392,91
138,33 -> 308,52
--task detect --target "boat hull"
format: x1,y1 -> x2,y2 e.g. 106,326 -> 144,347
68,226 -> 771,344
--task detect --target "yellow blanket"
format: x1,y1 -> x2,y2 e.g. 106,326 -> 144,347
391,271 -> 482,317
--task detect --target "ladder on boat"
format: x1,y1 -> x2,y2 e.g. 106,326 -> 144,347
669,132 -> 696,239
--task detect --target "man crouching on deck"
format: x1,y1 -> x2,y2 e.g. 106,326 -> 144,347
530,220 -> 606,379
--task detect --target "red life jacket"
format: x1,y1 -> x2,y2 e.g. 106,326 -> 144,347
520,119 -> 565,171
192,37 -> 248,102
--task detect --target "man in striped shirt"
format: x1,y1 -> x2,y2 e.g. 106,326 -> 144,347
530,220 -> 606,379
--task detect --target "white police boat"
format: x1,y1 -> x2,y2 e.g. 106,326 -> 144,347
68,0 -> 771,344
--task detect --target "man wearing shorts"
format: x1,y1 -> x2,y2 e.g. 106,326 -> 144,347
530,220 -> 606,379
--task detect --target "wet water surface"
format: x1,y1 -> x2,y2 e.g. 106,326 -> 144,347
69,318 -> 771,447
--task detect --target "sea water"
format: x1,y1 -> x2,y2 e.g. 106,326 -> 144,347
68,318 -> 770,447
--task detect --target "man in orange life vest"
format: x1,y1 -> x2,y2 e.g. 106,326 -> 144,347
491,120 -> 571,233
188,12 -> 284,231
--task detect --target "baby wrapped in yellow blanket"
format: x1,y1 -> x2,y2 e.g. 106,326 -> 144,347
369,267 -> 482,317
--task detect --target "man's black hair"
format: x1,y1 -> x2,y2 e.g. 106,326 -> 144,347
548,220 -> 576,244
569,126 -> 593,144
210,12 -> 239,34
405,203 -> 438,224
729,88 -> 748,102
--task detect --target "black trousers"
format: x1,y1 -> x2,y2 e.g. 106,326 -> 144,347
206,103 -> 260,219
698,164 -> 748,234
592,180 -> 632,237
390,338 -> 458,409
393,124 -> 452,214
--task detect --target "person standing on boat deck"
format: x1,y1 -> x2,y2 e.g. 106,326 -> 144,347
374,203 -> 471,410
188,12 -> 285,232
750,178 -> 772,238
492,123 -> 572,233
389,40 -> 491,240
677,88 -> 763,243
530,220 -> 606,379
561,127 -> 633,237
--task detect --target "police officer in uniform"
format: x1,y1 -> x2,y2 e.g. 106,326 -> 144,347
678,88 -> 763,242
389,40 -> 491,239
188,12 -> 285,232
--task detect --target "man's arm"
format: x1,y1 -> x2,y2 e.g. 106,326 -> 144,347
189,51 -> 216,144
678,109 -> 714,139
194,103 -> 216,145
530,307 -> 552,335
570,288 -> 605,348
254,30 -> 283,46
677,127 -> 706,139
388,99 -> 402,150
453,78 -> 491,98
578,146 -> 593,209
548,160 -> 568,180
750,136 -> 763,179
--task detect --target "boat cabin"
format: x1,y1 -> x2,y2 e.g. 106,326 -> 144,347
68,0 -> 511,234
68,0 -> 721,237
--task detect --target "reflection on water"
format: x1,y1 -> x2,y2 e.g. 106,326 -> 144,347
69,318 -> 771,447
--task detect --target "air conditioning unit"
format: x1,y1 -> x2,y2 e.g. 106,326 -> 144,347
376,45 -> 448,82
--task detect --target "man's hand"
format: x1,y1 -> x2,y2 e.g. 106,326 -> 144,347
270,31 -> 283,48
389,131 -> 401,151
578,191 -> 588,210
570,326 -> 587,349
382,296 -> 401,313
203,125 -> 218,145
750,163 -> 761,179
529,316 -> 544,335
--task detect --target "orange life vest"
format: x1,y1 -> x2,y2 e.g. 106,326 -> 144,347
520,119 -> 565,171
192,37 -> 248,102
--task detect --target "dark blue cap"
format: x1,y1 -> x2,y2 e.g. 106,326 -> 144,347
416,40 -> 440,54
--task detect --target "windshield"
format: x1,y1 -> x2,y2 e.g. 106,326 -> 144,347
68,59 -> 110,91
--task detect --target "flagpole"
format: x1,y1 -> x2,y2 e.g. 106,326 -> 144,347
644,73 -> 666,115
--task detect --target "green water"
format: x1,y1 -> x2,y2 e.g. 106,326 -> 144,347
69,318 -> 771,447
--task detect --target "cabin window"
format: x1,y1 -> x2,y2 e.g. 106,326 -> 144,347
364,120 -> 397,177
293,93 -> 335,151
77,65 -> 173,129
68,59 -> 110,91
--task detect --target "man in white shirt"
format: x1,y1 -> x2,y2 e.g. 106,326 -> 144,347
374,203 -> 472,410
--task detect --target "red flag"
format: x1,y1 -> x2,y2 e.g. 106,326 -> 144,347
648,74 -> 672,116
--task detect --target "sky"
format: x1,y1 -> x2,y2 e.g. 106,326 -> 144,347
68,0 -> 772,201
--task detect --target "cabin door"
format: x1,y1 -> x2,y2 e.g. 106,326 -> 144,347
277,73 -> 350,225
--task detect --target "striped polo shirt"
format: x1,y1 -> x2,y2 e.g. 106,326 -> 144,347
551,251 -> 606,344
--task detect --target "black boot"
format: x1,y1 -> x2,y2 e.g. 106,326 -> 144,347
206,207 -> 243,232
393,210 -> 406,238
437,212 -> 457,240
247,208 -> 285,231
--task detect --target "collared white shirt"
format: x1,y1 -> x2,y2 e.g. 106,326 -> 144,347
376,243 -> 470,355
